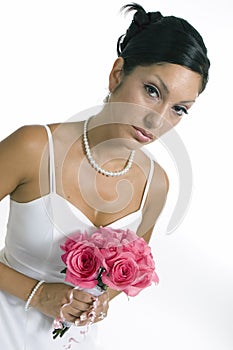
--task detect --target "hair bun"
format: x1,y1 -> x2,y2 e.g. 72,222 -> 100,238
133,5 -> 150,27
122,3 -> 163,27
117,3 -> 163,55
148,11 -> 163,24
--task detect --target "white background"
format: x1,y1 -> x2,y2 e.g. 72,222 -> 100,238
0,0 -> 233,349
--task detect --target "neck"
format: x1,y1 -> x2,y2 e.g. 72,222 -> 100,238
85,115 -> 134,161
83,116 -> 135,177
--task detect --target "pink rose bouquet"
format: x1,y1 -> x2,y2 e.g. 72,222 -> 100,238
53,227 -> 159,338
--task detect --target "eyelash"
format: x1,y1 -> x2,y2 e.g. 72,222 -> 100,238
144,83 -> 188,117
144,83 -> 160,99
172,105 -> 188,117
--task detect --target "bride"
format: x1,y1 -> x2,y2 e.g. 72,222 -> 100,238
0,3 -> 210,349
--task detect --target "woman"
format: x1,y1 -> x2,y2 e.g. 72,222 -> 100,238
0,3 -> 210,350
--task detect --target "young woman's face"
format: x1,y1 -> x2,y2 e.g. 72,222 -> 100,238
107,60 -> 202,145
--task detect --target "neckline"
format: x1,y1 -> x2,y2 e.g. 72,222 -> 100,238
10,192 -> 143,228
62,194 -> 142,227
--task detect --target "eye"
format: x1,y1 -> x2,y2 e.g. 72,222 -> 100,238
144,84 -> 160,99
172,105 -> 188,118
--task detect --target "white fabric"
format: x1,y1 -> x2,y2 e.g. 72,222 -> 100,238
0,125 -> 154,350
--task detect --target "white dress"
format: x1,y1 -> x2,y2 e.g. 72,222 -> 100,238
0,125 -> 154,350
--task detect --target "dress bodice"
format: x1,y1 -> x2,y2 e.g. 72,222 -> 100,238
1,124 -> 155,282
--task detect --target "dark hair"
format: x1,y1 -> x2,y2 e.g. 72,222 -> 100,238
117,3 -> 210,93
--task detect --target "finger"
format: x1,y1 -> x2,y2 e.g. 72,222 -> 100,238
74,317 -> 89,327
72,289 -> 97,304
94,306 -> 109,320
62,308 -> 92,324
74,302 -> 109,327
70,299 -> 94,312
94,295 -> 109,314
60,309 -> 82,324
77,309 -> 99,326
96,311 -> 107,322
72,291 -> 110,326
74,311 -> 95,327
92,309 -> 108,324
62,301 -> 93,322
90,297 -> 109,324
97,291 -> 109,306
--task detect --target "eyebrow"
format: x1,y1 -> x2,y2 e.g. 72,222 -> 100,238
179,99 -> 196,104
153,74 -> 169,95
152,74 -> 196,104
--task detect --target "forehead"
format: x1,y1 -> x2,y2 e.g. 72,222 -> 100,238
132,63 -> 202,97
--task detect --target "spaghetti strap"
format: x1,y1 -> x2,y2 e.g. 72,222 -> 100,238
139,158 -> 154,210
43,125 -> 56,193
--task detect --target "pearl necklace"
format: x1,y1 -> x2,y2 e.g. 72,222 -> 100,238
83,118 -> 135,177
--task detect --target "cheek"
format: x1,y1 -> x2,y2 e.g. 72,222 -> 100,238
116,89 -> 140,103
168,115 -> 183,132
111,79 -> 143,103
172,117 -> 182,127
156,116 -> 181,137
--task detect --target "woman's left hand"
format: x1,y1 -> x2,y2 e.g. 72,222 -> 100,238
75,289 -> 109,326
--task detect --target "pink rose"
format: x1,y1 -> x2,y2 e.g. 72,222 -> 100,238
89,227 -> 137,248
90,226 -> 123,248
98,246 -> 122,269
64,242 -> 101,288
61,231 -> 89,251
123,237 -> 151,260
123,269 -> 159,296
101,252 -> 138,290
99,231 -> 159,296
60,231 -> 90,264
123,250 -> 159,296
90,232 -> 121,248
121,228 -> 138,242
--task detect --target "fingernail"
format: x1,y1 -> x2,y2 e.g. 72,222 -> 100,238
87,311 -> 96,323
75,319 -> 80,326
80,312 -> 88,321
93,299 -> 99,309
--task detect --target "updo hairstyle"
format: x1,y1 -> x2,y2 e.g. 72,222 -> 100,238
117,3 -> 210,93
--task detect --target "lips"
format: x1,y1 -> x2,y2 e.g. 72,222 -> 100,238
132,126 -> 154,143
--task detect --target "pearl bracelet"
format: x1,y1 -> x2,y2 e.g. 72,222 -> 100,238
25,280 -> 45,311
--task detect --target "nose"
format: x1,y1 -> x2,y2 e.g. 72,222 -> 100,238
144,104 -> 169,130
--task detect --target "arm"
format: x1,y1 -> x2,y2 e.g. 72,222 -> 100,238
0,126 -> 46,301
137,160 -> 169,242
0,262 -> 41,302
0,126 -> 100,323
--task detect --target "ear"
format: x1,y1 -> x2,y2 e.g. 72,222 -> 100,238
108,57 -> 124,93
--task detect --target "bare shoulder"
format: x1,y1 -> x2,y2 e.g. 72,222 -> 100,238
0,124 -> 52,199
0,123 -> 49,155
152,160 -> 169,194
141,153 -> 169,214
136,152 -> 169,237
140,149 -> 169,197
1,124 -> 49,149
